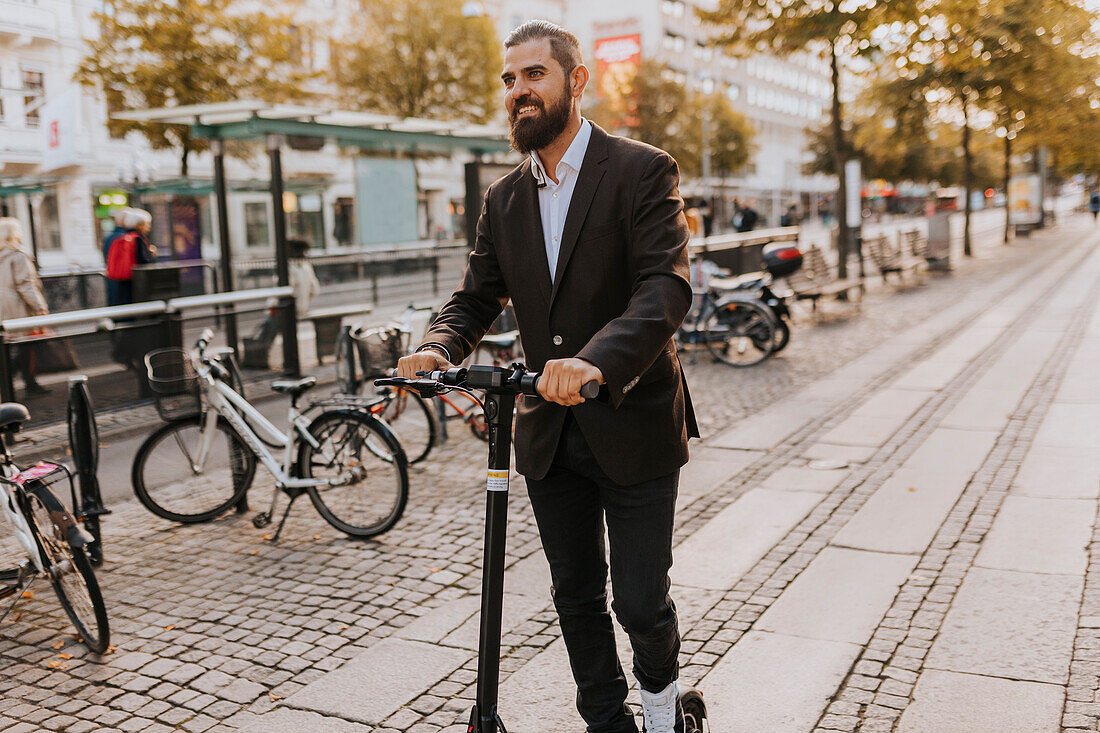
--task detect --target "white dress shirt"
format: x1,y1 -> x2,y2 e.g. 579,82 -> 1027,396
529,118 -> 593,282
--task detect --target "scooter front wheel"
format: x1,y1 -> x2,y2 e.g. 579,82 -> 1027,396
681,688 -> 707,733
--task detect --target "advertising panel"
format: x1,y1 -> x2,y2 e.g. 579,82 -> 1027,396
594,33 -> 642,127
1009,174 -> 1042,225
41,85 -> 81,171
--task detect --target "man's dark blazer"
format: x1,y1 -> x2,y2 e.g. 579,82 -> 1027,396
422,123 -> 699,486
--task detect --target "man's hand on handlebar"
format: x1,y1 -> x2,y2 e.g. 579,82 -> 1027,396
538,358 -> 604,406
397,349 -> 453,379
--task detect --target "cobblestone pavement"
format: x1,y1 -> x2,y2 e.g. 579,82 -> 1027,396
0,216 -> 1097,732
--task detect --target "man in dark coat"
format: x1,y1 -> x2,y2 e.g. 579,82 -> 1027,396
398,20 -> 698,733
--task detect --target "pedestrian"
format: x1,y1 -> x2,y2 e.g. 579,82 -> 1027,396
0,217 -> 50,395
105,207 -> 157,307
101,207 -> 130,307
398,20 -> 698,733
737,201 -> 759,232
780,203 -> 799,227
1089,192 -> 1099,222
288,239 -> 320,317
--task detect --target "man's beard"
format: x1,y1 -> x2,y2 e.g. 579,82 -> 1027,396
509,81 -> 573,154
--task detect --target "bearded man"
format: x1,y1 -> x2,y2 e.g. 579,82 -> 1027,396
398,20 -> 698,733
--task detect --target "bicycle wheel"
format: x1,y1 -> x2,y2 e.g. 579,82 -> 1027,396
67,381 -> 104,564
21,489 -> 109,653
703,299 -> 776,367
298,411 -> 408,538
440,390 -> 488,441
376,387 -> 437,464
132,416 -> 256,523
755,317 -> 790,354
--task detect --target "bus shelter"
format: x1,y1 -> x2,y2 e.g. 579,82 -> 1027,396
113,101 -> 511,375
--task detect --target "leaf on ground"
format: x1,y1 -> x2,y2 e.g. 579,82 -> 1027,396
51,639 -> 64,649
269,692 -> 284,701
248,549 -> 260,555
907,487 -> 917,492
58,653 -> 73,660
164,624 -> 175,631
103,644 -> 117,655
20,590 -> 33,599
9,612 -> 20,623
262,535 -> 272,540
46,660 -> 68,669
312,535 -> 321,540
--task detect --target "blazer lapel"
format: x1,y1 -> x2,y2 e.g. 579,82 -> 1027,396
550,126 -> 610,307
512,161 -> 552,307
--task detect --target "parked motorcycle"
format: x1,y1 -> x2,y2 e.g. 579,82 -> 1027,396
702,242 -> 803,353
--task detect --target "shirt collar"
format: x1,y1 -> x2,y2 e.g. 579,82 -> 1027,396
530,118 -> 592,187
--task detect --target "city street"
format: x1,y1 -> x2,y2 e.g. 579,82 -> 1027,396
0,215 -> 1098,732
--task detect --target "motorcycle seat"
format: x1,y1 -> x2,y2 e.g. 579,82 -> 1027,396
710,272 -> 766,292
480,331 -> 520,349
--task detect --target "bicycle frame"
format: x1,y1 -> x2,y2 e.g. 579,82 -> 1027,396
193,364 -> 334,492
1,465 -> 46,576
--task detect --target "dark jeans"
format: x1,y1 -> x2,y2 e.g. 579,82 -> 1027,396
524,413 -> 680,733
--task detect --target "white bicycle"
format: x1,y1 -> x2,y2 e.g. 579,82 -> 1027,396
130,329 -> 408,540
0,403 -> 110,653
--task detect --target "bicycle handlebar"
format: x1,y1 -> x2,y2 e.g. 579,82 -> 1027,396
375,364 -> 600,400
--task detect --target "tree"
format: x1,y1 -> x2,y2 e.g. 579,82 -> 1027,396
887,0 -> 1100,252
701,0 -> 917,277
331,0 -> 500,123
586,61 -> 755,178
76,0 -> 315,176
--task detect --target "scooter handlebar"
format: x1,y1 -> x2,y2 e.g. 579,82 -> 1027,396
375,367 -> 600,400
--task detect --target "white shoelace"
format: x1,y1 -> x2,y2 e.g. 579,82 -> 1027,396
640,682 -> 678,733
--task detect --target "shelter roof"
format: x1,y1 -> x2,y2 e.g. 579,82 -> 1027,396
112,101 -> 511,155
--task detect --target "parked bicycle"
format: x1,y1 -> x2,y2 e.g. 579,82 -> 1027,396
335,304 -> 519,458
0,403 -> 110,653
132,329 -> 408,540
67,376 -> 110,566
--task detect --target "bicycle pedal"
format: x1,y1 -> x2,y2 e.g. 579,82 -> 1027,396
252,513 -> 271,528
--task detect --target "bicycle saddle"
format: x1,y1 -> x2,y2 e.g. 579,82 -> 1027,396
480,331 -> 520,348
270,376 -> 318,397
0,403 -> 30,433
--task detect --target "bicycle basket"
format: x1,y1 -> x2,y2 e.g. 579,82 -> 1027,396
353,327 -> 404,379
145,348 -> 202,421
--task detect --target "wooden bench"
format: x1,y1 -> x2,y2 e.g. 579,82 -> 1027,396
863,234 -> 925,284
903,229 -> 929,259
787,246 -> 864,311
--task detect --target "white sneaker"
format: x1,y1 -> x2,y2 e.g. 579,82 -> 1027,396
639,681 -> 679,733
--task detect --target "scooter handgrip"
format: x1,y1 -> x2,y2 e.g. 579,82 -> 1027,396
580,380 -> 600,399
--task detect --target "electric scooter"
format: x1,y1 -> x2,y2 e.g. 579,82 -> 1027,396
377,364 -> 708,733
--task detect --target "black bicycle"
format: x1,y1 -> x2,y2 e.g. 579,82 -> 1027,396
66,376 -> 110,566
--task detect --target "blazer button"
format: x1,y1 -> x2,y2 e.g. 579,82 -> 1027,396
552,335 -> 563,346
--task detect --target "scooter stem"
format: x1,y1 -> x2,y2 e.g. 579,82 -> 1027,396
468,390 -> 516,733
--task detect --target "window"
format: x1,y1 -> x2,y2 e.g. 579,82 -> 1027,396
36,192 -> 62,252
0,69 -> 4,121
244,201 -> 271,249
22,68 -> 44,127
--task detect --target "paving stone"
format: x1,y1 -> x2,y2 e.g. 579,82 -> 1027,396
672,489 -> 821,591
760,466 -> 849,494
832,467 -> 975,554
757,547 -> 917,644
975,495 -> 1092,575
925,567 -> 1081,684
898,669 -> 1063,732
284,639 -> 471,724
1013,446 -> 1099,500
699,630 -> 861,731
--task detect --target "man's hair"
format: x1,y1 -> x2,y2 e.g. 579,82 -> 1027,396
504,20 -> 582,74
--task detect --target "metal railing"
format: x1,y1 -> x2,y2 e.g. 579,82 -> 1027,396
0,287 -> 295,425
688,226 -> 800,275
